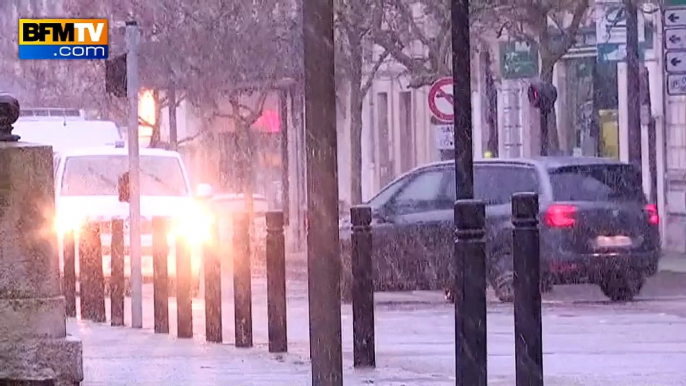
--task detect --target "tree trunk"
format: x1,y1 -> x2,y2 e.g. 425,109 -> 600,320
239,122 -> 256,257
168,86 -> 178,150
349,36 -> 364,205
540,60 -> 560,153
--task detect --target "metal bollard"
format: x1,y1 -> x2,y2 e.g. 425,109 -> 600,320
63,230 -> 77,318
78,222 -> 106,323
454,200 -> 487,386
110,219 -> 125,326
176,235 -> 193,338
204,219 -> 223,343
233,212 -> 253,348
351,205 -> 375,368
266,211 -> 287,353
152,217 -> 170,334
512,192 -> 543,386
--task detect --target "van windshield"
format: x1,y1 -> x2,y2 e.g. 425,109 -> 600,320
60,155 -> 189,197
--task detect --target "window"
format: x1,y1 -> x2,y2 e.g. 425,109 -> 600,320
60,155 -> 189,197
446,165 -> 539,205
391,169 -> 450,213
367,177 -> 407,210
549,164 -> 644,202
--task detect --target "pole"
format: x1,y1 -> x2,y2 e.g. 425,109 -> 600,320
266,211 -> 287,353
63,230 -> 76,318
454,201 -> 487,386
204,219 -> 223,343
540,109 -> 549,156
452,0 -> 473,199
152,217 -> 170,334
626,0 -> 642,170
110,219 -> 125,327
452,0 -> 487,384
351,205 -> 375,368
303,0 -> 343,381
512,193 -> 543,386
126,20 -> 143,329
233,212 -> 253,347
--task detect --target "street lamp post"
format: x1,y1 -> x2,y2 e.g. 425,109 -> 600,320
302,0 -> 344,384
451,0 -> 488,385
625,0 -> 642,171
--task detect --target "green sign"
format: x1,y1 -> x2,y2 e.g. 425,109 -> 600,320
499,41 -> 539,80
596,42 -> 649,63
665,0 -> 686,6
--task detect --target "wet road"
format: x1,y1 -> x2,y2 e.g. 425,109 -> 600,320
73,270 -> 686,385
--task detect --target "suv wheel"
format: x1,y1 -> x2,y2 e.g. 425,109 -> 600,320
599,270 -> 645,302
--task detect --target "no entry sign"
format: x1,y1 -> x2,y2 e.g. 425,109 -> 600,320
428,77 -> 454,122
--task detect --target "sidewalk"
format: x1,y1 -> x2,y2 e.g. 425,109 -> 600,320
660,250 -> 686,273
74,275 -> 686,385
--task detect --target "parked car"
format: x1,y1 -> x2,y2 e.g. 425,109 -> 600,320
339,157 -> 661,303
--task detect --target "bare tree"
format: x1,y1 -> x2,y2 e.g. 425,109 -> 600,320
488,0 -> 592,151
335,0 -> 389,204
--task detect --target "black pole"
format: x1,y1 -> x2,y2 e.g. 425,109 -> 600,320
626,0 -> 642,170
152,217 -> 170,334
266,211 -> 287,353
79,223 -> 106,322
512,193 -> 543,386
204,219 -> 223,343
350,205 -> 375,368
176,236 -> 193,338
303,0 -> 343,378
110,219 -> 125,327
63,230 -> 76,318
540,109 -> 549,156
233,212 -> 253,347
454,201 -> 487,386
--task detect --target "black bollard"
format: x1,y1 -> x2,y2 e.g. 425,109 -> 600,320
233,212 -> 253,348
454,200 -> 487,386
62,230 -> 76,318
152,217 -> 170,334
512,192 -> 543,386
78,223 -> 106,322
204,219 -> 223,343
351,205 -> 375,368
176,235 -> 193,338
110,219 -> 125,326
266,211 -> 287,353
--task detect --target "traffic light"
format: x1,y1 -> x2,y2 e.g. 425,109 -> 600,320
105,54 -> 127,98
527,80 -> 557,111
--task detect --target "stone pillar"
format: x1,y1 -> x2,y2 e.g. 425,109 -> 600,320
0,141 -> 83,384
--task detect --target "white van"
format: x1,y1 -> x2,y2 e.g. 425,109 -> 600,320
53,144 -> 211,283
13,116 -> 122,153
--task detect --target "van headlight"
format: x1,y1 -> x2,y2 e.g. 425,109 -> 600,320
169,204 -> 214,247
55,212 -> 84,235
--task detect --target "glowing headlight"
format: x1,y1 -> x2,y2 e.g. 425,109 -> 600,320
169,204 -> 214,246
55,212 -> 84,235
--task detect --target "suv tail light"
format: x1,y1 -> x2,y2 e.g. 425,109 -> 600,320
544,204 -> 576,228
646,204 -> 659,225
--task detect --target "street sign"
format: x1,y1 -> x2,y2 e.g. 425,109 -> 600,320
666,0 -> 686,6
597,42 -> 648,62
666,28 -> 686,49
667,74 -> 686,95
666,51 -> 686,73
433,124 -> 454,150
428,77 -> 454,122
665,8 -> 686,27
499,41 -> 539,80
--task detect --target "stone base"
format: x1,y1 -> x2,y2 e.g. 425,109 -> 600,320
0,336 -> 83,386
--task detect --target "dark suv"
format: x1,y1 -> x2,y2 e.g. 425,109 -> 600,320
339,157 -> 661,302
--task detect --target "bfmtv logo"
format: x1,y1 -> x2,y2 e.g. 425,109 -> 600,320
19,19 -> 109,60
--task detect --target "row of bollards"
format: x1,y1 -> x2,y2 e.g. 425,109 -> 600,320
61,211 -> 289,353
346,193 -> 544,386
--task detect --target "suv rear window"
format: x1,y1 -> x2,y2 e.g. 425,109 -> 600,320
549,164 -> 645,202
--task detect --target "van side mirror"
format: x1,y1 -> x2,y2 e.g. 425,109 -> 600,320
118,172 -> 130,203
